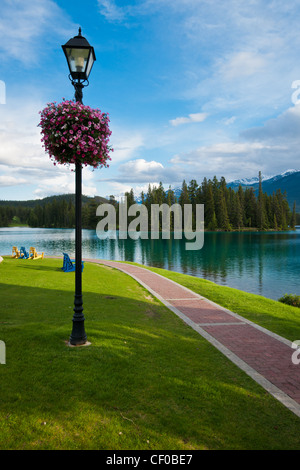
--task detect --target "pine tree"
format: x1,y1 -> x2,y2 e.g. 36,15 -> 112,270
244,187 -> 257,227
218,189 -> 231,231
156,182 -> 166,205
178,180 -> 190,206
167,186 -> 175,206
232,192 -> 243,230
291,201 -> 297,230
205,182 -> 215,229
208,211 -> 218,231
188,179 -> 198,206
257,171 -> 267,230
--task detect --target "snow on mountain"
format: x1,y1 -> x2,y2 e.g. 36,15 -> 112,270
228,169 -> 299,186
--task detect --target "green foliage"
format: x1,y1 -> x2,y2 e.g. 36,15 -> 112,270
278,294 -> 300,309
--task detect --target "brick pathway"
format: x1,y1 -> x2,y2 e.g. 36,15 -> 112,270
87,259 -> 300,418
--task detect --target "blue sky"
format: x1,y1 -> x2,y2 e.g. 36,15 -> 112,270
1,0 -> 300,201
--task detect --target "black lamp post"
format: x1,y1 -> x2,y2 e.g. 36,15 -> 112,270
62,28 -> 96,346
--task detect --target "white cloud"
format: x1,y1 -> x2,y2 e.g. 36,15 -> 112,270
217,51 -> 267,80
121,158 -> 163,173
0,175 -> 27,187
110,132 -> 144,164
97,0 -> 126,22
169,113 -> 208,127
99,157 -> 181,186
0,0 -> 75,65
0,99 -> 54,171
223,116 -> 237,126
33,166 -> 97,199
241,104 -> 300,143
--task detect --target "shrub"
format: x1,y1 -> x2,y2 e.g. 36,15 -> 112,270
278,294 -> 300,308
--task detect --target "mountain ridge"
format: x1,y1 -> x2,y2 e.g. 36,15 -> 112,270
227,170 -> 300,212
0,193 -> 110,208
162,170 -> 300,212
228,169 -> 299,187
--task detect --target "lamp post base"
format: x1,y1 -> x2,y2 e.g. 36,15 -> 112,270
69,319 -> 87,345
66,340 -> 91,348
69,293 -> 87,345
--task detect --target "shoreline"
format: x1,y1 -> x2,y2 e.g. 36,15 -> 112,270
0,225 -> 299,233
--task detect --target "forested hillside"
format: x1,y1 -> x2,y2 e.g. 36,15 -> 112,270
0,194 -> 110,229
0,173 -> 297,231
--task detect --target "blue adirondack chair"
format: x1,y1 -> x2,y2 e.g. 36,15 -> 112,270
19,247 -> 29,259
62,253 -> 84,272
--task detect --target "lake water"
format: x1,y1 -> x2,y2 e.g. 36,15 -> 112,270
0,226 -> 300,301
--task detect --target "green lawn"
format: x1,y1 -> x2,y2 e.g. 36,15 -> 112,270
0,256 -> 299,450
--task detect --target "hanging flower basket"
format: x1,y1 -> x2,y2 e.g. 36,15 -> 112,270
38,99 -> 113,169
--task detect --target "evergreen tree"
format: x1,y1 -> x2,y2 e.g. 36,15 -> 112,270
232,191 -> 243,230
218,188 -> 231,231
187,179 -> 198,206
257,171 -> 267,230
244,187 -> 257,227
155,182 -> 166,205
178,180 -> 190,206
167,186 -> 176,206
291,201 -> 297,230
205,182 -> 215,229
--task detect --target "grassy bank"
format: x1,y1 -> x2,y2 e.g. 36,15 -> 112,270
0,256 -> 299,450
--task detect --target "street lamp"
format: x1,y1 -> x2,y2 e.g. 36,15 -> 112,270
62,28 -> 96,346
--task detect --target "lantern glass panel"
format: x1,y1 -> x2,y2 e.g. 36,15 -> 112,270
86,52 -> 95,78
65,47 -> 90,74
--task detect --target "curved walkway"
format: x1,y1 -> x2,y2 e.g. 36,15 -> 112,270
86,259 -> 300,418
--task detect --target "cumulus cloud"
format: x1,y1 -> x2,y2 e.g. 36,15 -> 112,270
0,175 -> 27,187
120,158 -> 163,174
241,105 -> 300,143
169,113 -> 208,127
33,166 -> 97,199
99,158 -> 180,185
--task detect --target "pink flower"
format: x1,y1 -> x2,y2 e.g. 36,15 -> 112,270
38,99 -> 113,168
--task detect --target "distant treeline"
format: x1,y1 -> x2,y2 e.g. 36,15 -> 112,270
0,173 -> 298,230
125,172 -> 298,231
0,194 -> 108,229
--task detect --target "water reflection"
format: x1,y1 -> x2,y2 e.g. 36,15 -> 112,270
0,227 -> 299,300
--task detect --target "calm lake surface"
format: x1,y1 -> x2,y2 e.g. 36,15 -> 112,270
1,226 -> 300,301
